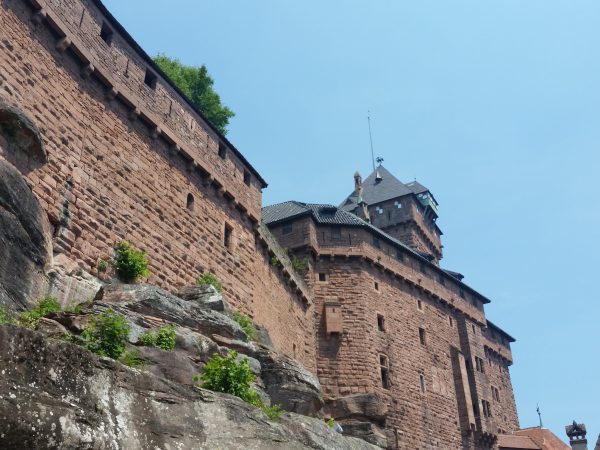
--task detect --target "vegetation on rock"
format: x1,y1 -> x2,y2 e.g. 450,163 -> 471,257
18,296 -> 61,329
112,241 -> 150,283
81,309 -> 130,359
120,349 -> 145,368
196,272 -> 223,293
153,54 -> 234,135
232,311 -> 259,342
138,324 -> 177,351
196,350 -> 282,420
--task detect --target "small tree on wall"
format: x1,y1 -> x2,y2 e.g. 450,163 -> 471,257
112,241 -> 150,283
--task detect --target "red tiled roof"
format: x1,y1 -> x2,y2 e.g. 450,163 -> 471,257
498,434 -> 541,449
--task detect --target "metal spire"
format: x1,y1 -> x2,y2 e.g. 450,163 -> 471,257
368,111 -> 375,172
536,404 -> 543,427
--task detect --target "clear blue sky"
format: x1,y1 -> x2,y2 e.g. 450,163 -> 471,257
104,0 -> 599,442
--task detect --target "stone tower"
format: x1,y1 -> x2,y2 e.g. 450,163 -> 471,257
340,165 -> 443,264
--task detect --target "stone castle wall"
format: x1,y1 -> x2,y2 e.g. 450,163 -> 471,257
269,219 -> 520,449
0,0 -> 315,370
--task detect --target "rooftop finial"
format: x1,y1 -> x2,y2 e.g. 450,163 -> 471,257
536,404 -> 543,427
368,111 -> 376,172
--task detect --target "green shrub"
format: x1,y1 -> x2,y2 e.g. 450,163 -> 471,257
81,309 -> 130,359
97,259 -> 108,273
232,311 -> 259,342
196,350 -> 282,420
112,241 -> 150,283
138,324 -> 176,351
120,350 -> 145,368
196,273 -> 223,293
290,255 -> 309,273
0,305 -> 17,325
199,350 -> 255,398
327,418 -> 336,428
269,256 -> 282,267
18,296 -> 61,329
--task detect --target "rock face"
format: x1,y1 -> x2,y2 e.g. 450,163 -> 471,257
0,325 -> 379,450
257,348 -> 324,416
95,283 -> 247,340
0,159 -> 51,310
178,284 -> 227,312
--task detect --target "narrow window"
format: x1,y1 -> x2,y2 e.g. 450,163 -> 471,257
472,324 -> 476,334
417,300 -> 423,311
144,69 -> 157,89
377,314 -> 385,332
318,273 -> 327,282
419,328 -> 426,345
419,262 -> 427,274
218,142 -> 227,159
449,316 -> 454,327
438,273 -> 445,286
100,21 -> 114,45
223,223 -> 233,249
186,193 -> 194,211
331,226 -> 341,239
373,237 -> 381,249
243,170 -> 251,186
396,249 -> 404,262
374,281 -> 379,291
282,223 -> 293,235
419,373 -> 426,393
379,355 -> 390,389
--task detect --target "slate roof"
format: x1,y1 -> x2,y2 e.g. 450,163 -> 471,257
405,180 -> 429,195
340,166 -> 414,210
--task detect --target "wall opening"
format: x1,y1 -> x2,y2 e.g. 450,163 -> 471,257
417,299 -> 423,310
243,170 -> 251,186
100,21 -> 114,45
318,273 -> 327,282
144,69 -> 157,89
282,223 -> 293,235
223,223 -> 233,249
186,193 -> 194,211
419,327 -> 426,345
218,142 -> 227,159
419,373 -> 426,393
377,314 -> 385,332
379,355 -> 390,389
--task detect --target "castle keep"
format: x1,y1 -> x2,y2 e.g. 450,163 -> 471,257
0,0 -> 519,448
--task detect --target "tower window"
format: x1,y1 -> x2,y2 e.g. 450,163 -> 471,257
419,328 -> 426,345
379,355 -> 390,389
417,300 -> 423,311
218,142 -> 227,159
331,226 -> 341,239
282,223 -> 293,235
449,316 -> 454,327
318,273 -> 327,282
243,170 -> 251,186
377,314 -> 385,332
419,262 -> 427,274
419,373 -> 426,393
186,193 -> 194,211
223,223 -> 233,249
438,273 -> 445,286
100,21 -> 114,45
374,281 -> 379,291
144,69 -> 157,89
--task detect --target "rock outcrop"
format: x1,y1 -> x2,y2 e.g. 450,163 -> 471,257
0,159 -> 51,310
0,325 -> 379,450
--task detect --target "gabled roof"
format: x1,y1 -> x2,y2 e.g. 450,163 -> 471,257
498,435 -> 541,450
340,166 -> 413,210
262,201 -> 491,305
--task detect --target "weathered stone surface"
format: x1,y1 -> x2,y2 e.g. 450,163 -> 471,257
0,159 -> 51,310
136,345 -> 199,387
211,333 -> 259,356
337,420 -> 388,449
0,325 -> 378,450
47,311 -> 93,333
47,254 -> 103,307
256,348 -> 324,416
178,284 -> 227,312
175,327 -> 221,362
324,394 -> 388,423
0,100 -> 47,162
95,284 -> 248,341
35,317 -> 68,338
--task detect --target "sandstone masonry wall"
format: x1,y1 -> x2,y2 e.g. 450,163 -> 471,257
0,0 -> 315,370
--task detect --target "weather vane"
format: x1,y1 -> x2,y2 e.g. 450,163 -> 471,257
376,157 -> 384,166
536,404 -> 543,427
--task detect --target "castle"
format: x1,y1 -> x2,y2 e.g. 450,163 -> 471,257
0,0 -> 519,448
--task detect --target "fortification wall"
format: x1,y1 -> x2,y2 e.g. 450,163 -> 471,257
0,0 -> 315,370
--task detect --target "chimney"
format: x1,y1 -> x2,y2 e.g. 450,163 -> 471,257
594,434 -> 600,450
566,421 -> 588,450
353,171 -> 370,223
375,170 -> 382,184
